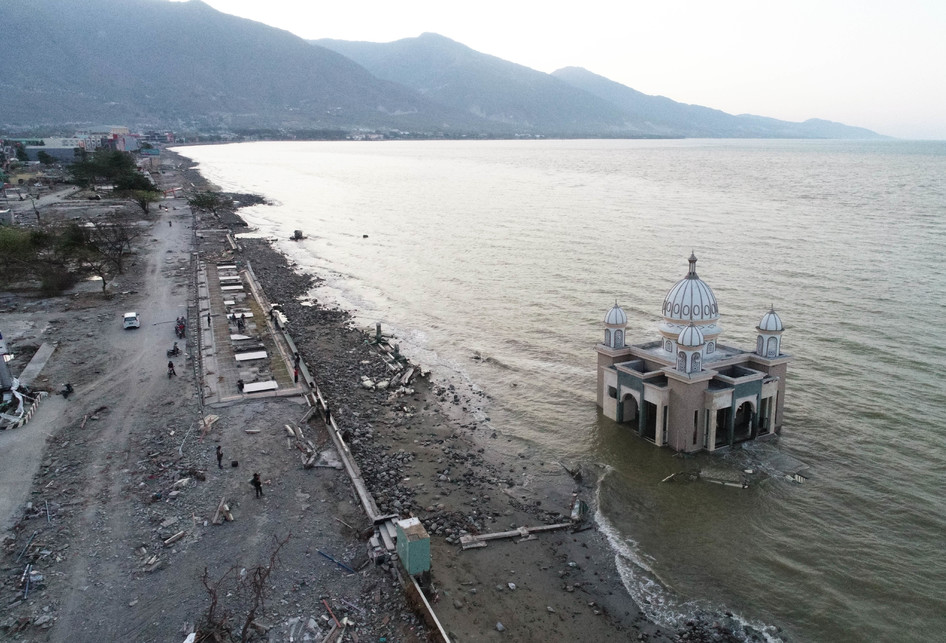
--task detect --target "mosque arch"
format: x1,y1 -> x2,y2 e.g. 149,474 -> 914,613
733,401 -> 755,442
620,392 -> 640,428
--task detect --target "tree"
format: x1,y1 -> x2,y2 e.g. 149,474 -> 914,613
187,191 -> 230,217
37,151 -> 56,166
197,534 -> 290,642
14,144 -> 28,162
124,189 -> 161,214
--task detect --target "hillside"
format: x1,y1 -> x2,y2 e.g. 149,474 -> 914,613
315,34 -> 882,139
0,0 -> 485,133
314,33 -> 645,137
551,67 -> 883,139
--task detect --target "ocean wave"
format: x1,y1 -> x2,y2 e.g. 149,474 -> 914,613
594,466 -> 786,642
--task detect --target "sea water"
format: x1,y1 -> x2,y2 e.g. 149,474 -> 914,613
176,139 -> 946,642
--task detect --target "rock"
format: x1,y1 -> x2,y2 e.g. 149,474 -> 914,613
496,622 -> 505,632
507,582 -> 516,590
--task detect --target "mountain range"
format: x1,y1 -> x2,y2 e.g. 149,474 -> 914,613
0,0 -> 882,139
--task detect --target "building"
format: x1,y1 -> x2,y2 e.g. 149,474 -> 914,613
596,253 -> 791,453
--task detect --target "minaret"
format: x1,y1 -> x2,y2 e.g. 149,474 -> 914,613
676,323 -> 705,375
603,302 -> 627,349
756,307 -> 784,358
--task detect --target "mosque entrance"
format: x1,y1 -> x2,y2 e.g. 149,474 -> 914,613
642,401 -> 658,442
733,402 -> 754,442
620,394 -> 640,431
715,408 -> 731,448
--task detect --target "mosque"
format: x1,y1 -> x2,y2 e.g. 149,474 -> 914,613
596,253 -> 791,453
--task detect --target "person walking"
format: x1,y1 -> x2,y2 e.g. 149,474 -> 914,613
293,366 -> 299,383
251,473 -> 263,498
216,445 -> 223,469
167,360 -> 176,377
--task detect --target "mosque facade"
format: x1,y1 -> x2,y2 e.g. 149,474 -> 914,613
596,254 -> 791,453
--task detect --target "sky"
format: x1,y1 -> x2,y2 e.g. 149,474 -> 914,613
174,0 -> 946,139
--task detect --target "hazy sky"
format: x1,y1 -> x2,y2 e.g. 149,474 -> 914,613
177,0 -> 945,139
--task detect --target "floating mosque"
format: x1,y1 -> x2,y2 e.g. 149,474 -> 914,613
596,253 -> 791,453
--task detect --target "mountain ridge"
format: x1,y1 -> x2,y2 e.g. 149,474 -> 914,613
0,0 -> 883,139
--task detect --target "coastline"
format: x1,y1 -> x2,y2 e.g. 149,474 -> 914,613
0,147 -> 766,641
176,149 -> 765,643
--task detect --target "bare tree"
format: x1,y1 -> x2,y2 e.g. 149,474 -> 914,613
82,213 -> 143,274
196,533 -> 290,642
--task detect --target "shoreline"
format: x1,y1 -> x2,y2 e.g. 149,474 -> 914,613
175,148 -> 767,643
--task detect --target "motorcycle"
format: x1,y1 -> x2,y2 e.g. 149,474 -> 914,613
175,316 -> 186,339
167,342 -> 180,357
60,383 -> 74,399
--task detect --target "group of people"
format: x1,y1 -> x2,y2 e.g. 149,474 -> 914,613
214,445 -> 264,498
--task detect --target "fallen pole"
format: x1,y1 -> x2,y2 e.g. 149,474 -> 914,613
459,522 -> 574,550
322,598 -> 341,629
317,549 -> 355,574
16,531 -> 38,563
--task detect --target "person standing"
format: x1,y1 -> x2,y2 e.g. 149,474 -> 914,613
216,445 -> 223,469
251,473 -> 263,498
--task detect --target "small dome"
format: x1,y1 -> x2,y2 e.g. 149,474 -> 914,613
604,303 -> 627,326
662,254 -> 719,324
677,323 -> 705,348
758,307 -> 784,332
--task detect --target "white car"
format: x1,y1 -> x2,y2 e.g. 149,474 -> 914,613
123,312 -> 140,329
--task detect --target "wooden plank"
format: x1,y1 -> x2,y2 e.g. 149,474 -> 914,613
221,285 -> 244,291
243,380 -> 277,393
235,351 -> 267,362
379,526 -> 395,551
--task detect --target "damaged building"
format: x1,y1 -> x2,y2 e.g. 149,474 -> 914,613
596,253 -> 791,453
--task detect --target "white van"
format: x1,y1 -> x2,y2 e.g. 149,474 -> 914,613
123,312 -> 140,329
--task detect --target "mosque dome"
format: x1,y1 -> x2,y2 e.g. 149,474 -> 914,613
677,323 -> 705,348
662,253 -> 719,324
604,303 -> 628,326
758,307 -> 784,332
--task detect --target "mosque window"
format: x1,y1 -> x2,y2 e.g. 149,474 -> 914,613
665,340 -> 672,352
767,337 -> 778,357
615,330 -> 623,346
673,303 -> 680,315
757,337 -> 763,354
683,305 -> 690,316
608,386 -> 617,399
605,329 -> 611,345
677,351 -> 686,371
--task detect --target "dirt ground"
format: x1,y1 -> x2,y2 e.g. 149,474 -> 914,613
0,154 -> 747,643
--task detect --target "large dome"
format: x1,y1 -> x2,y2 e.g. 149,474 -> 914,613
662,253 -> 719,324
